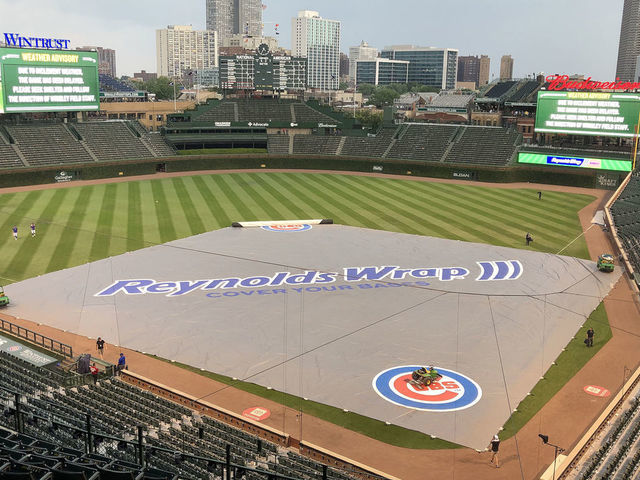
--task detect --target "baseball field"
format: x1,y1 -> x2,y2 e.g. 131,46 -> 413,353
0,171 -> 612,452
0,171 -> 594,285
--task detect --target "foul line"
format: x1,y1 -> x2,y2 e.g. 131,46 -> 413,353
556,224 -> 595,256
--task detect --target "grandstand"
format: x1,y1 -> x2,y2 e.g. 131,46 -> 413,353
480,81 -> 518,100
0,346 -> 366,480
610,173 -> 640,275
0,122 -> 176,169
99,75 -> 136,93
386,124 -> 459,163
445,126 -> 520,166
427,93 -> 475,109
340,128 -> 397,158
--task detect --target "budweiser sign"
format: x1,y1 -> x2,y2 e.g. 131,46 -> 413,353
546,75 -> 640,91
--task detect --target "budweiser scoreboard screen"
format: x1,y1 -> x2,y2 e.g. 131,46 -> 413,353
0,47 -> 99,113
535,91 -> 640,138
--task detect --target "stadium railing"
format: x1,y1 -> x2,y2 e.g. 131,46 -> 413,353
0,318 -> 72,358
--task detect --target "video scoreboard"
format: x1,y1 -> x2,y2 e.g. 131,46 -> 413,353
535,91 -> 640,138
0,47 -> 99,113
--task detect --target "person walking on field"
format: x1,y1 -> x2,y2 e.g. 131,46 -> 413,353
586,327 -> 595,347
526,232 -> 533,246
30,223 -> 36,237
96,337 -> 105,358
489,434 -> 501,468
12,226 -> 17,240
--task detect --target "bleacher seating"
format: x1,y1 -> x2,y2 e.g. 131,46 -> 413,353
293,135 -> 341,156
505,81 -> 541,103
267,135 -> 290,155
142,133 -> 176,157
386,124 -> 460,163
611,174 -> 640,274
445,126 -> 520,166
236,99 -> 292,123
291,104 -> 336,125
6,125 -> 95,167
340,128 -> 398,158
482,81 -> 517,99
74,123 -> 155,161
194,102 -> 238,123
99,75 -> 136,93
428,94 -> 474,109
0,351 -> 362,480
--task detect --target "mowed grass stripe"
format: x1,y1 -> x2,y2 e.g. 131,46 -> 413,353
405,182 -> 571,247
210,174 -> 259,222
262,173 -> 336,220
160,179 -> 194,239
223,174 -> 275,220
333,175 -> 484,240
274,173 -> 386,229
333,176 -> 469,241
190,176 -> 231,229
88,184 -> 117,261
138,181 -> 162,245
387,180 -> 572,249
150,180 -> 177,243
297,174 -> 400,231
46,187 -> 93,272
249,174 -> 310,219
438,183 -> 589,231
127,182 -> 146,252
232,173 -> 296,220
3,189 -> 69,280
422,182 -> 583,247
171,177 -> 205,235
0,191 -> 42,251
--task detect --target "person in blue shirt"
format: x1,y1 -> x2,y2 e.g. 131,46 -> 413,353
12,226 -> 17,240
117,353 -> 126,375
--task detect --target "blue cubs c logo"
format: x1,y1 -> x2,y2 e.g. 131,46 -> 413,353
372,365 -> 482,411
262,224 -> 312,232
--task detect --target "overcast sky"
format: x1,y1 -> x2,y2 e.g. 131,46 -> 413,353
0,0 -> 624,81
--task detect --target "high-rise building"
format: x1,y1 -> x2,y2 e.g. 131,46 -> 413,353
381,45 -> 458,89
206,0 -> 262,42
355,58 -> 409,86
349,41 -> 378,81
457,55 -> 490,88
82,46 -> 116,77
616,0 -> 640,81
500,55 -> 514,81
156,25 -> 218,78
292,11 -> 341,90
340,53 -> 350,79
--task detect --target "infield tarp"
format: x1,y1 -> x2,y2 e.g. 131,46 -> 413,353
2,225 -> 620,449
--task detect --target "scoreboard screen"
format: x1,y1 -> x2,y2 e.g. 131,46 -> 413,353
535,91 -> 640,138
0,47 -> 99,113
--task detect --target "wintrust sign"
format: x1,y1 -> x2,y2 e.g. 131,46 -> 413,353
3,33 -> 71,50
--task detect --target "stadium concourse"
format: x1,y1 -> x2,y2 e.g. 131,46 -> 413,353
0,172 -> 639,480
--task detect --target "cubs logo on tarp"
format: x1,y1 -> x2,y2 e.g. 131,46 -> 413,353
261,224 -> 312,232
373,365 -> 482,411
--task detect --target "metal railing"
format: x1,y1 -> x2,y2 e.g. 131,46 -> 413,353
0,317 -> 73,358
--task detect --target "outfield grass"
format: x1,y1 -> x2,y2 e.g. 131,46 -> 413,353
0,172 -> 602,449
0,172 -> 594,284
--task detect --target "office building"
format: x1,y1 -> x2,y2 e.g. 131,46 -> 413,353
355,58 -> 409,85
616,0 -> 640,81
82,46 -> 116,77
381,45 -> 458,89
349,41 -> 378,81
156,25 -> 218,78
457,55 -> 490,88
500,55 -> 514,81
206,0 -> 262,41
292,10 -> 341,90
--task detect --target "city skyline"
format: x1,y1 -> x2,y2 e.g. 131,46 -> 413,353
0,0 -> 625,82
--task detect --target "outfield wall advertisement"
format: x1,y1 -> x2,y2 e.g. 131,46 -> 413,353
518,152 -> 633,172
535,91 -> 640,138
0,47 -> 99,113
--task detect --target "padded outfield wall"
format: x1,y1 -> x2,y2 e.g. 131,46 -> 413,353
0,154 -> 621,189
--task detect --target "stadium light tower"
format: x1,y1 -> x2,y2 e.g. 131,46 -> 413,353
538,434 -> 565,480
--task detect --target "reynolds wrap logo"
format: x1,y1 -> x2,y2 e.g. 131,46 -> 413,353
94,261 -> 523,298
547,156 -> 585,167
